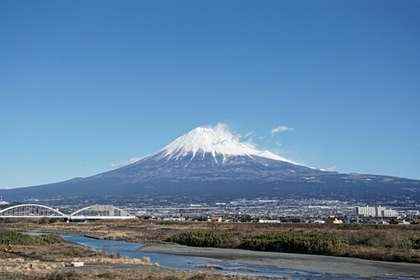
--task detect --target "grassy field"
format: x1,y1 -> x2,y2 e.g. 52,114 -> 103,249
1,218 -> 420,279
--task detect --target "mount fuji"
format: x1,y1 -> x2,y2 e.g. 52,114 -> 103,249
2,124 -> 420,203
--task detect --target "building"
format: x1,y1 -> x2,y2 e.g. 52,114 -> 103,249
326,217 -> 343,224
258,219 -> 281,223
356,206 -> 397,218
210,216 -> 222,222
311,219 -> 325,224
381,208 -> 398,218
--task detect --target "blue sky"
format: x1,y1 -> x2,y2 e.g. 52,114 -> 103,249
1,0 -> 419,189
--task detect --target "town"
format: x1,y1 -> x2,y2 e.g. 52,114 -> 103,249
1,196 -> 419,225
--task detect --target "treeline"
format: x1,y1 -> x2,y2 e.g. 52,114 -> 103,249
0,230 -> 63,245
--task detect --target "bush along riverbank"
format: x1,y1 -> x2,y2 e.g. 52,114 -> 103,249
0,230 -> 64,246
167,228 -> 420,262
239,232 -> 348,254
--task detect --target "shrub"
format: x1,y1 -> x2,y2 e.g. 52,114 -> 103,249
38,233 -> 64,244
0,230 -> 34,245
44,270 -> 80,280
240,231 -> 348,255
0,230 -> 63,245
168,229 -> 237,248
408,236 -> 420,249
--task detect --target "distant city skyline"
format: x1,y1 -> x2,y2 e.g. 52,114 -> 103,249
1,1 -> 419,189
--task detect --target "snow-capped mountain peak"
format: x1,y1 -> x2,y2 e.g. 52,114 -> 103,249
157,124 -> 296,164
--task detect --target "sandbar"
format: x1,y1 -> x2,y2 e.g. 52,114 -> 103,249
141,244 -> 420,278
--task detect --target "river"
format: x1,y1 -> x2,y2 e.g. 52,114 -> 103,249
62,235 -> 419,280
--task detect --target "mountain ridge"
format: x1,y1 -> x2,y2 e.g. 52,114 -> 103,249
1,124 -> 420,203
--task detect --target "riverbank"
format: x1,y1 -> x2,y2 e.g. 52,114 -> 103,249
2,219 -> 420,279
0,230 -> 281,280
16,219 -> 420,263
0,242 -> 279,280
141,244 -> 420,278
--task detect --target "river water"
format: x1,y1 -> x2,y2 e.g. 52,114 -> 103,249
62,235 -> 416,280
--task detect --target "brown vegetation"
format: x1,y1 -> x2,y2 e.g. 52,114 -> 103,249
0,220 -> 280,280
163,222 -> 420,262
1,218 -> 420,279
4,219 -> 420,262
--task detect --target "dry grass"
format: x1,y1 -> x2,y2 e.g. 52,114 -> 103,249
0,221 -> 279,280
0,241 -> 158,280
0,243 -> 153,264
0,261 -> 280,280
0,258 -> 65,275
0,243 -> 272,280
37,270 -> 283,280
1,218 -> 420,279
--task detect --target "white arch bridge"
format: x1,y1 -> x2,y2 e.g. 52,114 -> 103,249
0,204 -> 135,220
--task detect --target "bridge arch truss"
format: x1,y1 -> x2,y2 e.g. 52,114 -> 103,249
69,204 -> 135,220
0,204 -> 67,218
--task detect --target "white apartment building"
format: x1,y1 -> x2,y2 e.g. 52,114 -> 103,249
356,206 -> 398,218
381,208 -> 398,217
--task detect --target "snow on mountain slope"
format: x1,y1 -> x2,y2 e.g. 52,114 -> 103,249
157,123 -> 297,164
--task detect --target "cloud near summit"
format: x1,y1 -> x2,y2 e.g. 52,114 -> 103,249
271,125 -> 294,135
203,123 -> 256,149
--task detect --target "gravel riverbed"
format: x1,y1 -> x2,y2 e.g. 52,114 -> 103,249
141,244 -> 420,278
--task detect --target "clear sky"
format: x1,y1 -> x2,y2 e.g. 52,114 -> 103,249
1,0 -> 419,189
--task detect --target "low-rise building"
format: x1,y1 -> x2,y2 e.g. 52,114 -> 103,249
258,219 -> 281,223
326,217 -> 343,224
210,216 -> 222,222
